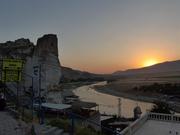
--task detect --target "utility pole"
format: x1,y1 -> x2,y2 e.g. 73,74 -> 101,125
16,70 -> 20,110
38,65 -> 42,124
22,71 -> 34,121
31,77 -> 34,120
118,98 -> 121,118
33,65 -> 42,123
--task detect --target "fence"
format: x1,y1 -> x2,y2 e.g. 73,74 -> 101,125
148,112 -> 180,123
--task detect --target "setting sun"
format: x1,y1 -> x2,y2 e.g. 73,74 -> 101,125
143,59 -> 158,67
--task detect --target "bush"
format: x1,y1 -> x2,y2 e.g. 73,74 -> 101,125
150,102 -> 171,114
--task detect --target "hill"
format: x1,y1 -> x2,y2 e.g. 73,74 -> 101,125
61,66 -> 110,82
113,60 -> 180,77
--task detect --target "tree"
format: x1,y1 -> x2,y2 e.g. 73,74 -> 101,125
150,101 -> 171,114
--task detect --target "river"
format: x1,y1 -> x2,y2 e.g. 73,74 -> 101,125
73,81 -> 153,118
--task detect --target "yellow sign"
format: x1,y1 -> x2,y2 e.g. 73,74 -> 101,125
0,59 -> 23,82
2,70 -> 22,82
3,59 -> 23,70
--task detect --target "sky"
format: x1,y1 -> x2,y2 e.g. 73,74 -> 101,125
0,0 -> 180,73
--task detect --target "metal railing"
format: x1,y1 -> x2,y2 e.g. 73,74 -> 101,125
148,112 -> 180,123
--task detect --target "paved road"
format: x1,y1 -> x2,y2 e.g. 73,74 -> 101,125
0,111 -> 28,135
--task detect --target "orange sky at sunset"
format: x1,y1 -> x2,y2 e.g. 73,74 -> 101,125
62,37 -> 177,74
1,0 -> 180,74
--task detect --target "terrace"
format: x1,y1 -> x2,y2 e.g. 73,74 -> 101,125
121,112 -> 180,135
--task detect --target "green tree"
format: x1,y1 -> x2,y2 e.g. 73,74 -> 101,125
150,102 -> 171,114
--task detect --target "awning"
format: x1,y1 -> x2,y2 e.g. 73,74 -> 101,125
72,101 -> 98,109
36,103 -> 71,110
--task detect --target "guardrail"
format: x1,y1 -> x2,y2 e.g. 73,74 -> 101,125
148,112 -> 180,123
120,113 -> 148,135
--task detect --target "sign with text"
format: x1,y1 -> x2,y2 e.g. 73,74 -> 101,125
0,59 -> 23,82
2,59 -> 23,70
2,70 -> 22,82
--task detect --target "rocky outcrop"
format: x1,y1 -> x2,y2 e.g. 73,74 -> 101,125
0,38 -> 34,59
0,34 -> 62,97
34,34 -> 62,93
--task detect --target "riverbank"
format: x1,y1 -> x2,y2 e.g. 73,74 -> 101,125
59,81 -> 156,104
94,85 -> 157,103
73,82 -> 153,117
93,81 -> 180,113
46,81 -> 99,103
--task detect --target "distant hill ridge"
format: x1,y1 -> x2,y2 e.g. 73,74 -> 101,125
61,66 -> 109,82
62,60 -> 180,81
113,60 -> 180,75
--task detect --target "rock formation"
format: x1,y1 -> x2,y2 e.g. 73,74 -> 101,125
34,34 -> 62,93
0,34 -> 62,97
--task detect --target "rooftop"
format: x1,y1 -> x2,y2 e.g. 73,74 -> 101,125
35,103 -> 71,110
72,100 -> 98,109
134,120 -> 180,135
121,112 -> 180,135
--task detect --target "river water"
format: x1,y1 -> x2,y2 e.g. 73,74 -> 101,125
73,82 -> 153,118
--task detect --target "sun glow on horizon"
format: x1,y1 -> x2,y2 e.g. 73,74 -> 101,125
143,59 -> 158,67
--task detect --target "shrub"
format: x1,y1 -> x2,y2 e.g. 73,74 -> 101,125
150,102 -> 171,114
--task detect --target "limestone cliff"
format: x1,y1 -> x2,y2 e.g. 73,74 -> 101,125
0,34 -> 62,97
34,34 -> 62,93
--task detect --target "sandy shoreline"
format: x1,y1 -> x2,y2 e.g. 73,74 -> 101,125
73,81 -> 153,117
94,86 -> 157,103
93,84 -> 180,113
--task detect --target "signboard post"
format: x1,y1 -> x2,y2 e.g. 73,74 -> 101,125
0,58 -> 24,110
33,65 -> 43,124
2,59 -> 23,70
